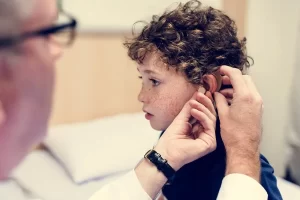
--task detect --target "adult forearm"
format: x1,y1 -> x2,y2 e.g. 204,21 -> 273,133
226,149 -> 261,182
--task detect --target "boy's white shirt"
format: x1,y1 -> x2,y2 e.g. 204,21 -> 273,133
89,170 -> 268,200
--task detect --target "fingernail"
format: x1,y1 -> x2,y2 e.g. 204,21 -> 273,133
198,87 -> 206,93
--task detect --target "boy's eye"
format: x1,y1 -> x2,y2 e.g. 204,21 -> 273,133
150,79 -> 160,86
138,76 -> 160,86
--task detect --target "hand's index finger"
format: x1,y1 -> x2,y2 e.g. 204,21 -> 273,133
219,66 -> 247,94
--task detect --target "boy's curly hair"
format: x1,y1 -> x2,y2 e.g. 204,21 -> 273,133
124,0 -> 252,85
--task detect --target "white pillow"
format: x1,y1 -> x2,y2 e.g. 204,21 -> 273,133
43,112 -> 160,184
13,150 -> 129,200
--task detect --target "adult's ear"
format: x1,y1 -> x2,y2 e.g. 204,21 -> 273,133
0,101 -> 6,128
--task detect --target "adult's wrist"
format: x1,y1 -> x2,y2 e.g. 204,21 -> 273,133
154,143 -> 183,171
226,149 -> 261,182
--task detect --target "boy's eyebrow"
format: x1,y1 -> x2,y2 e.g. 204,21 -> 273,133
137,68 -> 158,75
144,70 -> 158,74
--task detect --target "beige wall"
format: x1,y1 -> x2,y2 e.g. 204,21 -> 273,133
223,0 -> 247,38
50,33 -> 142,125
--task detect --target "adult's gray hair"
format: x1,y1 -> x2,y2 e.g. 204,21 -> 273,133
0,0 -> 36,37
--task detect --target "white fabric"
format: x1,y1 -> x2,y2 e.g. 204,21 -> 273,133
11,152 -> 300,200
10,150 -> 300,200
89,171 -> 269,200
0,179 -> 36,200
12,150 -> 129,200
43,112 -> 160,184
89,170 -> 151,200
217,174 -> 268,200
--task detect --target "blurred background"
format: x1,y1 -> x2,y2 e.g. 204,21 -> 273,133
15,0 -> 300,199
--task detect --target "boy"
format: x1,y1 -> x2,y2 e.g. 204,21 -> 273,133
124,1 -> 282,199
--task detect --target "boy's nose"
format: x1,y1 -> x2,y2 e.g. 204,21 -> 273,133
138,91 -> 145,103
138,89 -> 150,104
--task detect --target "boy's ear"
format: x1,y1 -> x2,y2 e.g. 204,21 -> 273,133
202,73 -> 222,93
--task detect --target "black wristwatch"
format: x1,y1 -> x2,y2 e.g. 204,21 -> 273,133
144,149 -> 176,184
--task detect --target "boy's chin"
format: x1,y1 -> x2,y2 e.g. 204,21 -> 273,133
150,121 -> 169,131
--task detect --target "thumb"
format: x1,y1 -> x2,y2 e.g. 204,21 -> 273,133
214,92 -> 229,117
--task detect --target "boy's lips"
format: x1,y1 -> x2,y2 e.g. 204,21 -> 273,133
145,113 -> 153,120
143,109 -> 154,120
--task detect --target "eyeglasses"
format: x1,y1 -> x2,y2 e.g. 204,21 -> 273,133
0,11 -> 78,49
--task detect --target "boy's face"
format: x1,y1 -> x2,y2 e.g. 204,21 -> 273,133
137,53 -> 199,130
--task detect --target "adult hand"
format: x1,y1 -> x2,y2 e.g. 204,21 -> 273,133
155,91 -> 217,171
214,66 -> 263,181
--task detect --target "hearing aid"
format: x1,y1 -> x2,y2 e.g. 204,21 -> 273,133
203,70 -> 222,93
189,70 -> 222,127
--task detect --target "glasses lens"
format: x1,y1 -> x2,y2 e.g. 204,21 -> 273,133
52,13 -> 76,46
52,28 -> 74,46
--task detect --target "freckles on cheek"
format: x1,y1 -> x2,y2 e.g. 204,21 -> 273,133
156,92 -> 183,120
